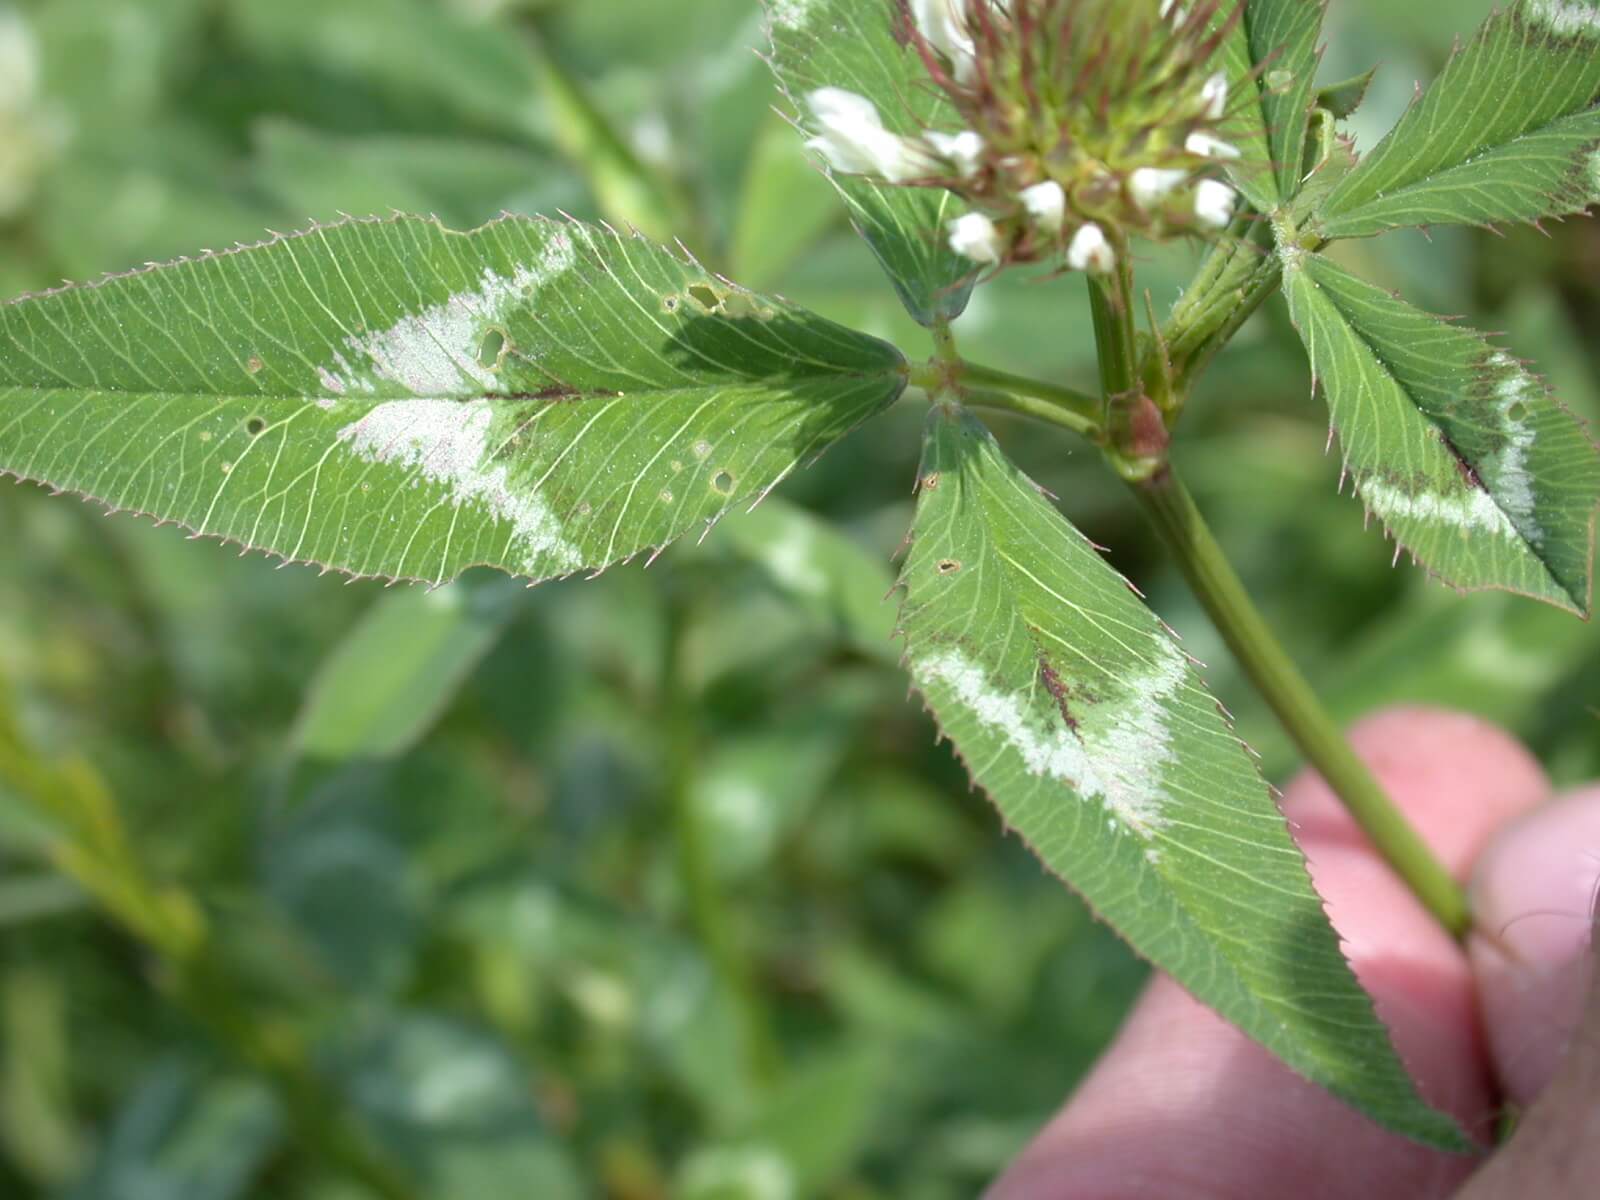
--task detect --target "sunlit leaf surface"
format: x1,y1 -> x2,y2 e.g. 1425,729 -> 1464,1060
0,215 -> 905,585
1283,250 -> 1600,614
1315,0 -> 1600,238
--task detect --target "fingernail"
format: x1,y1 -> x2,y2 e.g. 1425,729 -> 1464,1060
1469,787 -> 1600,1105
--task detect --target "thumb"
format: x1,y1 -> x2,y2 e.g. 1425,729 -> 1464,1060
1467,785 -> 1600,1106
1456,810 -> 1600,1200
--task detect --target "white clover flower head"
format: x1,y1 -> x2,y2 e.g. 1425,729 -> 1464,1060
852,1 -> 1244,279
1193,178 -> 1237,229
1067,223 -> 1115,274
926,129 -> 986,179
910,0 -> 978,82
1185,131 -> 1241,161
805,87 -> 925,183
948,211 -> 1005,263
1129,166 -> 1190,211
1019,181 -> 1066,231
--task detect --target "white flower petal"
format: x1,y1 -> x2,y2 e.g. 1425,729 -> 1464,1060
1067,223 -> 1115,274
1201,72 -> 1229,120
1129,167 -> 1189,211
807,87 -> 882,128
948,212 -> 1004,264
1019,181 -> 1066,231
1194,179 -> 1238,229
1185,131 -> 1241,161
911,0 -> 978,81
926,130 -> 986,179
805,87 -> 925,182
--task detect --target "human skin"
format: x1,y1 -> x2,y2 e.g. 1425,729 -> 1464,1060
988,707 -> 1600,1200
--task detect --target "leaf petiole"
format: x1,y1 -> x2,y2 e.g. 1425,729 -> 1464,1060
906,353 -> 1103,438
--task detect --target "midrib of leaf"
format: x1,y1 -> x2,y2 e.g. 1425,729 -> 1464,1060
0,215 -> 906,587
1241,0 -> 1326,205
1207,0 -> 1327,215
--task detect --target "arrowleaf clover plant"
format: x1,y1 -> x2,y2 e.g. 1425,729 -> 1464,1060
2,0 -> 1598,1158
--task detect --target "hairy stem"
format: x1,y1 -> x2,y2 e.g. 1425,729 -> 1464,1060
1129,466 -> 1472,939
1164,221 -> 1273,359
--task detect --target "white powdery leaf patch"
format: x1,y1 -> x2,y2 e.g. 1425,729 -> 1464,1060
337,399 -> 583,574
1522,0 -> 1600,37
1360,477 -> 1519,537
1483,352 -> 1543,545
915,640 -> 1189,845
319,232 -> 576,398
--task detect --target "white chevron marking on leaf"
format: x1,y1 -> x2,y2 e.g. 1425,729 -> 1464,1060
1523,0 -> 1600,37
915,641 -> 1187,845
323,233 -> 576,397
337,399 -> 581,572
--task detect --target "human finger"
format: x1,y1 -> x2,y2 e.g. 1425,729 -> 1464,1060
988,708 -> 1550,1200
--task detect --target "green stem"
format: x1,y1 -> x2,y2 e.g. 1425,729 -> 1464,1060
1087,256 -> 1139,409
958,361 -> 1102,436
1130,467 -> 1472,939
660,603 -> 781,1084
519,21 -> 696,249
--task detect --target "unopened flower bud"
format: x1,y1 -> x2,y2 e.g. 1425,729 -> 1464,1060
927,130 -> 986,179
1129,167 -> 1189,211
948,211 -> 1005,263
1067,223 -> 1115,274
1020,181 -> 1066,231
805,87 -> 925,183
1200,72 -> 1228,119
1193,178 -> 1237,229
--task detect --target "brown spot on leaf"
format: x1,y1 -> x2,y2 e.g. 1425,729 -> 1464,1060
1438,428 -> 1486,490
1038,660 -> 1079,732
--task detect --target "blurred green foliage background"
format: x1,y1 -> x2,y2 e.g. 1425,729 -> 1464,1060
0,0 -> 1596,1196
